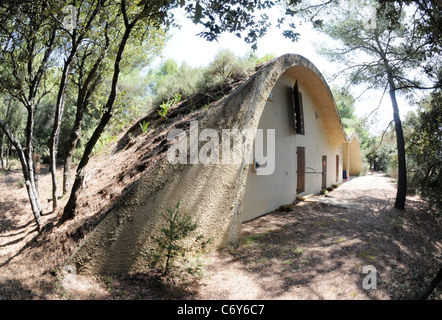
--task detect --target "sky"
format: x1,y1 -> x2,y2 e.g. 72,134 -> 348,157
151,5 -> 419,134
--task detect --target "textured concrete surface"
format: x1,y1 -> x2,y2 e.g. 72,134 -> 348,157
67,54 -> 356,275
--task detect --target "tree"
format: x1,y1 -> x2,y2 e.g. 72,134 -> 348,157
0,0 -> 59,230
406,90 -> 442,213
1,0 -> 311,226
150,202 -> 210,277
48,0 -> 105,211
60,0 -> 308,222
0,97 -> 12,169
60,0 -> 175,221
378,0 -> 442,86
316,0 -> 440,210
332,86 -> 371,161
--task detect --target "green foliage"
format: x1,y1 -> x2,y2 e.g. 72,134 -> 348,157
176,0 -> 303,49
158,102 -> 170,119
406,91 -> 442,213
158,93 -> 181,119
147,50 -> 273,112
150,202 -> 211,282
139,120 -> 150,133
200,49 -> 255,88
377,0 -> 441,84
331,85 -> 372,171
365,127 -> 397,174
333,86 -> 356,120
250,52 -> 276,66
332,86 -> 371,149
148,60 -> 204,107
92,131 -> 117,156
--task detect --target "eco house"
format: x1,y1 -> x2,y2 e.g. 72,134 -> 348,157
67,54 -> 362,274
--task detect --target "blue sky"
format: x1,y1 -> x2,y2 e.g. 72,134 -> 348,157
151,6 -> 418,134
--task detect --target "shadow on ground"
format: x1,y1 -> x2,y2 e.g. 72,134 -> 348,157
197,183 -> 442,300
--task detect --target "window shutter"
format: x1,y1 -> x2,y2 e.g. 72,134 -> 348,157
297,91 -> 305,135
293,81 -> 305,135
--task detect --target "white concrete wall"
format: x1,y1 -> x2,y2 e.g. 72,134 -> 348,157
242,71 -> 343,222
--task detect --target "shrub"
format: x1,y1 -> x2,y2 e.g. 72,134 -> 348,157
198,49 -> 255,90
158,93 -> 181,119
406,91 -> 442,215
251,52 -> 275,66
149,202 -> 211,284
278,204 -> 294,212
148,51 -> 274,109
139,120 -> 150,133
92,131 -> 117,156
150,60 -> 204,106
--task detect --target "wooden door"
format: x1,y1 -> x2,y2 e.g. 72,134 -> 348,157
297,147 -> 305,194
322,155 -> 327,189
336,155 -> 339,182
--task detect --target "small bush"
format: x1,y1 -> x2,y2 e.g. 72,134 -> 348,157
278,204 -> 294,212
149,202 -> 211,286
198,49 -> 255,91
158,93 -> 181,119
139,120 -> 150,133
92,131 -> 117,156
251,52 -> 275,66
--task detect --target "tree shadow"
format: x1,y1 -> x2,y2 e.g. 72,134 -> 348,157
0,278 -> 40,299
208,194 -> 442,300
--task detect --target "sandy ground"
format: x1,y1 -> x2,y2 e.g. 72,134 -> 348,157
194,173 -> 442,300
0,166 -> 441,300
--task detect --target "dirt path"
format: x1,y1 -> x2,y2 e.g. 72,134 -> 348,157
195,173 -> 442,300
0,169 -> 441,300
0,165 -> 62,299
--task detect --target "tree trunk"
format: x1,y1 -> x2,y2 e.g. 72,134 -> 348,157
418,267 -> 442,300
25,105 -> 42,214
0,132 -> 4,170
389,86 -> 407,210
62,123 -> 80,195
5,143 -> 9,168
0,118 -> 42,230
375,32 -> 407,210
62,36 -> 109,195
1,99 -> 12,170
49,1 -> 103,210
62,98 -> 88,195
61,21 -> 135,222
49,61 -> 71,210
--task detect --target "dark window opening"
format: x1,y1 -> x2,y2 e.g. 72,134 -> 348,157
293,80 -> 305,135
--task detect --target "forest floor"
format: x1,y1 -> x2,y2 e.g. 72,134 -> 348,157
0,163 -> 441,300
